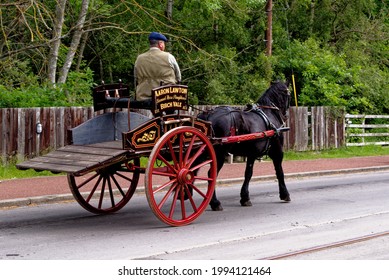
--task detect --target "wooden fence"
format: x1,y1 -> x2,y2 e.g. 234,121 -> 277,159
1,106 -> 344,164
287,106 -> 345,151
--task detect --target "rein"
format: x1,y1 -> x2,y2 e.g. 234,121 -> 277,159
189,104 -> 208,114
256,104 -> 279,110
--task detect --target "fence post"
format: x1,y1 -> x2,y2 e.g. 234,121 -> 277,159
362,116 -> 365,145
17,108 -> 25,162
0,109 -> 5,163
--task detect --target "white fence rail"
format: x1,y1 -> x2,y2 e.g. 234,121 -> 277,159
345,114 -> 389,146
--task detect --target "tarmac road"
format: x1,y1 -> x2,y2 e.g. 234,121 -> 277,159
1,171 -> 389,260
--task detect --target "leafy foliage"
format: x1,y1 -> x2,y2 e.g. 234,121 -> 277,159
0,0 -> 388,113
0,70 -> 93,108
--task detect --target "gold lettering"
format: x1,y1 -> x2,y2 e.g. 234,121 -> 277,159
161,102 -> 173,110
156,96 -> 167,104
170,86 -> 182,93
155,88 -> 170,97
155,86 -> 187,96
173,95 -> 186,101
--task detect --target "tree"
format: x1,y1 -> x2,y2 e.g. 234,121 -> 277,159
57,0 -> 90,84
48,0 -> 67,84
0,0 -> 388,114
265,0 -> 273,56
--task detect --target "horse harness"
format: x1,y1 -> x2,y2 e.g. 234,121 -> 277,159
249,103 -> 288,127
224,104 -> 284,158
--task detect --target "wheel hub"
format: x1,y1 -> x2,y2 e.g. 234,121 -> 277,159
177,168 -> 194,184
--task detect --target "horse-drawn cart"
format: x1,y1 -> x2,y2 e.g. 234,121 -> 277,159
17,82 -> 287,226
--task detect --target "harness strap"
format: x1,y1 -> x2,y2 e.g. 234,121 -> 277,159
222,107 -> 239,136
256,103 -> 288,125
252,107 -> 272,130
244,105 -> 277,158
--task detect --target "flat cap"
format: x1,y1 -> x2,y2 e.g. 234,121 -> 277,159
148,32 -> 168,42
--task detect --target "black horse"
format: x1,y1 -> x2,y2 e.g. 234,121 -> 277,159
198,81 -> 291,211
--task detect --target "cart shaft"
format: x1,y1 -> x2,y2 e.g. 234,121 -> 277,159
214,130 -> 276,144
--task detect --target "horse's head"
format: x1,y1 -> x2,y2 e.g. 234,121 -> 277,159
256,80 -> 291,120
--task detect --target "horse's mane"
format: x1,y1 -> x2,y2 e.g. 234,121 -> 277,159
256,89 -> 273,106
199,81 -> 288,120
256,81 -> 283,106
257,81 -> 287,109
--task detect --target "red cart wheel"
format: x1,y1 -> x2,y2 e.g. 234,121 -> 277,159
145,126 -> 217,226
68,158 -> 140,214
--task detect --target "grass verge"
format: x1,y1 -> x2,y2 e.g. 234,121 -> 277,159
284,145 -> 389,160
0,164 -> 57,181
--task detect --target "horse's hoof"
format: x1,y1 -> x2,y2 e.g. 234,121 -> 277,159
281,195 -> 291,202
210,200 -> 222,211
240,200 -> 252,207
211,204 -> 223,211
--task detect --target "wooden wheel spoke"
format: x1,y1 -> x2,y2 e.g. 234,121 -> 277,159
115,171 -> 134,183
188,183 -> 207,199
86,174 -> 103,202
76,172 -> 99,190
153,179 -> 176,194
186,143 -> 207,168
194,175 -> 215,182
184,185 -> 198,212
110,172 -> 126,197
183,134 -> 198,165
168,187 -> 180,218
179,132 -> 184,166
190,158 -> 213,173
166,140 -> 179,169
180,188 -> 186,220
156,154 -> 176,173
107,176 -> 115,208
157,183 -> 177,210
98,176 -> 107,209
151,168 -> 176,178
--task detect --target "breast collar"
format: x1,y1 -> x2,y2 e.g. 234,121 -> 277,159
245,103 -> 287,131
251,103 -> 287,128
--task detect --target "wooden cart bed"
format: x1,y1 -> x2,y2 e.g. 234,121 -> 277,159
16,141 -> 130,176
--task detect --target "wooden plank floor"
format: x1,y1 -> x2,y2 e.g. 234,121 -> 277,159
16,141 -> 129,175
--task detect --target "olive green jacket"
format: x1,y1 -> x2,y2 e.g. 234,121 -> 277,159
134,48 -> 180,101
